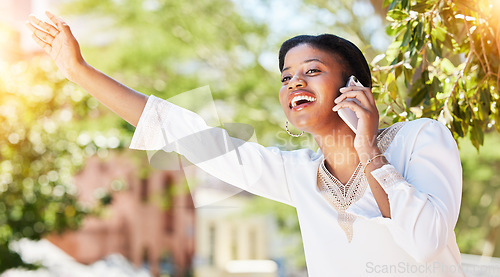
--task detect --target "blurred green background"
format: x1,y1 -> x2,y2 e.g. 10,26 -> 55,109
0,0 -> 499,274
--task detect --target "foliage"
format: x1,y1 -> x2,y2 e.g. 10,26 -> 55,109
372,0 -> 499,149
302,0 -> 390,59
0,57 -> 90,272
0,53 -> 134,271
62,0 -> 284,146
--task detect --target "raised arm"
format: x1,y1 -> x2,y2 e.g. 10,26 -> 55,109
26,11 -> 147,127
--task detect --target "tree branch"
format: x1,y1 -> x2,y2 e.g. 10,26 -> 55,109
372,61 -> 404,72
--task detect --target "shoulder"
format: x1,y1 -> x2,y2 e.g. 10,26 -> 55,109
390,118 -> 457,153
403,117 -> 446,128
383,119 -> 461,178
398,118 -> 452,139
378,118 -> 443,139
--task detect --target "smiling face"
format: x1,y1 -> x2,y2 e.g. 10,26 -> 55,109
279,43 -> 346,135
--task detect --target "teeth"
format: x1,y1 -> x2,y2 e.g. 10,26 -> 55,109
291,95 -> 317,108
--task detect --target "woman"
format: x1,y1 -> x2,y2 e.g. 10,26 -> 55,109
27,11 -> 464,276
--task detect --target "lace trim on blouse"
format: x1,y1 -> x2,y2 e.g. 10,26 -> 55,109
317,122 -> 406,242
370,164 -> 406,191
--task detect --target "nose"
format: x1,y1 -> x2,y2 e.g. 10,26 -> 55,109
288,75 -> 306,90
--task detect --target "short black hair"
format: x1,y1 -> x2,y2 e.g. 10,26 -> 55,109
278,34 -> 372,88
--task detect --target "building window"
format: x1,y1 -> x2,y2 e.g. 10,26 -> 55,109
249,228 -> 257,259
163,175 -> 174,233
164,210 -> 174,234
231,226 -> 238,260
208,224 -> 216,265
140,179 -> 148,202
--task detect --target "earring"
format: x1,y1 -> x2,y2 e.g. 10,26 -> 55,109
286,120 -> 304,137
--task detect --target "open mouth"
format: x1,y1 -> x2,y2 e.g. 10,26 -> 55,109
288,92 -> 317,109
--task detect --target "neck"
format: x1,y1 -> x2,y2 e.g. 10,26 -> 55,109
313,124 -> 359,174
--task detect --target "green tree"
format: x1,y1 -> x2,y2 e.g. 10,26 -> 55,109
0,55 -> 90,272
372,0 -> 500,257
0,42 -> 150,272
62,0 -> 283,145
372,0 -> 499,149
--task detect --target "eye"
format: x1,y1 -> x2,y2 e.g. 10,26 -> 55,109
281,76 -> 291,83
306,69 -> 320,74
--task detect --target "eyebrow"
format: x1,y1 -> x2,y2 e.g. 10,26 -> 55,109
282,58 -> 326,73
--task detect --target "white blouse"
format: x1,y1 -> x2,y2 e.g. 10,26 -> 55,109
129,95 -> 465,276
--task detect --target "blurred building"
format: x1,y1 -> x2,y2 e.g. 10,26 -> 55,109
48,153 -> 196,277
194,186 -> 281,277
48,152 -> 287,277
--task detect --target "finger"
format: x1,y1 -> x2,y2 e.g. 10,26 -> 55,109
29,15 -> 59,36
335,91 -> 371,109
361,87 -> 376,106
26,22 -> 55,44
46,11 -> 66,29
332,100 -> 366,113
340,86 -> 376,106
31,33 -> 52,53
336,90 -> 367,102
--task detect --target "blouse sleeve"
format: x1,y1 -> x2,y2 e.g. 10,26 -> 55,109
129,95 -> 294,206
370,119 -> 462,262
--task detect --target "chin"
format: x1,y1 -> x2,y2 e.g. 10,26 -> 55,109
291,111 -> 340,133
289,114 -> 317,132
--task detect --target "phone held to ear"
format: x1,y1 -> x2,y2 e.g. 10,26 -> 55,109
337,75 -> 364,133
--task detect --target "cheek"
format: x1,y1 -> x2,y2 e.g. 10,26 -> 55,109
278,87 -> 288,107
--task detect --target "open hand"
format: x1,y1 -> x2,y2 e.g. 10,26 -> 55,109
26,11 -> 86,82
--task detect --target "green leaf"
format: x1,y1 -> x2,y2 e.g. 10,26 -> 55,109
409,78 -> 428,106
432,25 -> 447,42
440,58 -> 456,74
415,21 -> 424,41
412,2 -> 431,13
470,121 -> 484,149
410,52 -> 420,68
395,65 -> 402,80
401,22 -> 413,47
388,0 -> 402,11
387,9 -> 409,21
386,72 -> 398,100
478,87 -> 491,121
386,23 -> 405,36
431,37 -> 443,57
390,52 -> 404,66
401,0 -> 410,11
431,76 -> 441,98
451,114 -> 465,137
403,66 -> 413,87
494,100 -> 500,133
383,0 -> 393,8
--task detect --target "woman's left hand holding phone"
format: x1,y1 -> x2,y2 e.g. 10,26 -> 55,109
334,81 -> 390,217
332,82 -> 381,164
